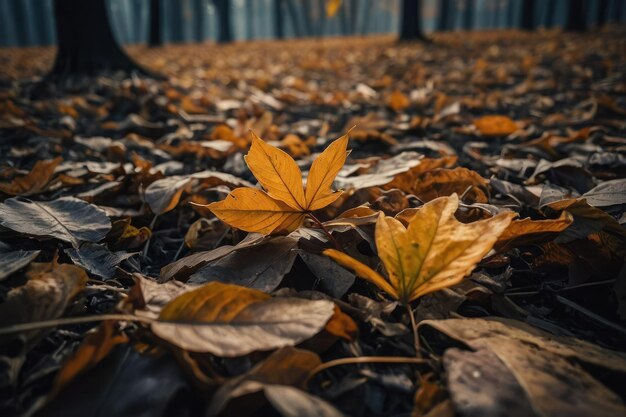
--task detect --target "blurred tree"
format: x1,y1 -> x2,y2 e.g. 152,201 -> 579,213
48,0 -> 149,77
274,0 -> 285,39
192,0 -> 206,42
360,0 -> 374,34
565,0 -> 587,31
596,0 -> 609,26
437,0 -> 452,31
149,0 -> 163,47
463,0 -> 475,30
169,0 -> 184,42
544,0 -> 557,27
285,0 -> 304,37
400,0 -> 426,41
245,0 -> 254,40
214,0 -> 233,43
520,0 -> 535,30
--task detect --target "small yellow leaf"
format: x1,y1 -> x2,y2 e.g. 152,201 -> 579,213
325,195 -> 515,303
326,0 -> 342,17
207,188 -> 305,235
305,132 -> 350,210
245,131 -> 307,210
205,131 -> 351,235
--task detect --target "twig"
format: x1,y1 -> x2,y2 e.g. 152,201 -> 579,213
307,212 -> 342,250
141,214 -> 159,261
306,356 -> 427,385
0,314 -> 154,335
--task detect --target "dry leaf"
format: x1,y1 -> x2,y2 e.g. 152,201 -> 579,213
205,131 -> 350,234
0,156 -> 62,196
474,115 -> 518,136
389,90 -> 410,112
0,197 -> 111,248
495,211 -> 573,252
152,282 -> 336,356
325,195 -> 515,303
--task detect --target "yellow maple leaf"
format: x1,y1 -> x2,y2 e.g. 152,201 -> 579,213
205,131 -> 350,235
324,194 -> 515,303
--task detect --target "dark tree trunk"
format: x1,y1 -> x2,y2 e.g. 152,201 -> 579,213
400,0 -> 426,41
463,0 -> 474,30
215,0 -> 233,43
192,0 -> 205,42
521,0 -> 535,30
437,0 -> 451,31
11,0 -> 32,46
274,0 -> 285,39
339,4 -> 350,35
545,0 -> 557,27
596,0 -> 608,26
149,0 -> 162,47
565,0 -> 587,31
49,0 -> 148,78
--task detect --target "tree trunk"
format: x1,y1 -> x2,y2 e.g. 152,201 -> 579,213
520,0 -> 535,30
360,0 -> 373,35
463,0 -> 474,30
48,0 -> 148,78
149,0 -> 162,47
400,0 -> 426,41
565,0 -> 586,31
596,0 -> 608,26
274,0 -> 285,39
245,0 -> 254,40
437,0 -> 451,31
169,0 -> 184,42
215,0 -> 233,43
285,0 -> 303,37
545,0 -> 557,27
192,0 -> 205,42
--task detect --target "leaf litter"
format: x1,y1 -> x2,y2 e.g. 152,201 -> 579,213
1,30 -> 626,416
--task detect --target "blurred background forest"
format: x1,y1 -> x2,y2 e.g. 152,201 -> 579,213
1,0 -> 625,48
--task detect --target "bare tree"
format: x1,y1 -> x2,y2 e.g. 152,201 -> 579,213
400,0 -> 427,41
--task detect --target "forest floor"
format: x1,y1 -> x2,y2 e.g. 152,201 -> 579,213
1,28 -> 626,417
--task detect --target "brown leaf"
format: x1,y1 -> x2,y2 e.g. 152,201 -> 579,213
0,156 -> 62,196
152,282 -> 336,356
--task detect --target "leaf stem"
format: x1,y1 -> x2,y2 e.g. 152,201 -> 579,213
306,356 -> 427,385
406,303 -> 420,356
141,214 -> 159,261
307,212 -> 342,250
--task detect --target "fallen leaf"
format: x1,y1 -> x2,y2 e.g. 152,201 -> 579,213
53,321 -> 129,394
0,197 -> 111,248
205,131 -> 350,234
495,211 -> 573,252
325,194 -> 514,303
389,90 -> 410,112
387,167 -> 489,204
207,347 -> 322,416
474,115 -> 518,136
152,281 -> 336,356
65,243 -> 137,279
0,242 -> 40,281
0,156 -> 62,196
420,317 -> 626,417
144,176 -> 193,215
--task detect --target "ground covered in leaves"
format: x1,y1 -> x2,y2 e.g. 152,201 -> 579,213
1,29 -> 626,417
